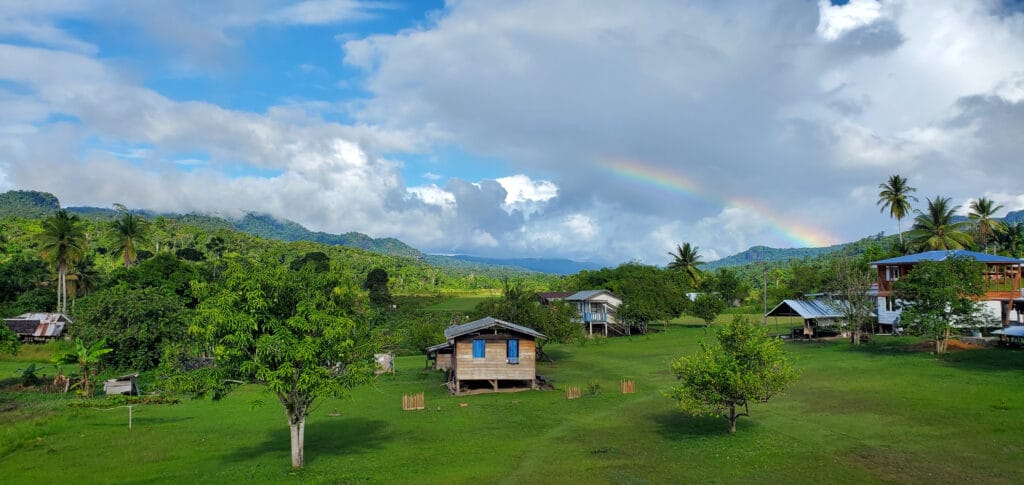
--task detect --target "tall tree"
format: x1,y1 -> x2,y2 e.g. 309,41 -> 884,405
894,256 -> 993,354
668,316 -> 798,434
667,242 -> 704,286
689,293 -> 726,327
908,196 -> 973,251
111,210 -> 148,268
363,268 -> 393,307
180,260 -> 377,468
826,257 -> 876,345
968,197 -> 1005,253
877,175 -> 918,246
38,209 -> 87,313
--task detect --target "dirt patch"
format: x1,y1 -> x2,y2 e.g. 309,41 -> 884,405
908,339 -> 983,352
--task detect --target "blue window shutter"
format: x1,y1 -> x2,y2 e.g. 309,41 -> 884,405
507,339 -> 519,364
472,339 -> 485,358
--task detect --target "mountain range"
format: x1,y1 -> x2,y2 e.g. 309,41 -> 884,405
4,189 -> 1020,274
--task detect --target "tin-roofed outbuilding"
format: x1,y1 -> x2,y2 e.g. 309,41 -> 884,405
4,313 -> 71,342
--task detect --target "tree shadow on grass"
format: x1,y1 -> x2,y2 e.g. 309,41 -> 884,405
220,417 -> 391,466
936,348 -> 1024,372
650,410 -> 748,440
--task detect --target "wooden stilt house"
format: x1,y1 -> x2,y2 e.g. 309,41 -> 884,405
428,316 -> 545,395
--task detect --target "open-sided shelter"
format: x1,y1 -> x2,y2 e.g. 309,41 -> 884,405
428,316 -> 545,395
766,299 -> 845,338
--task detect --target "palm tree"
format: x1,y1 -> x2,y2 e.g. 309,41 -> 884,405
37,210 -> 87,314
968,197 -> 1005,253
112,210 -> 148,267
667,242 -> 704,286
908,196 -> 974,251
998,222 -> 1024,258
877,175 -> 918,246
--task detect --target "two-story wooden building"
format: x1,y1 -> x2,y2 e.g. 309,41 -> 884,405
427,317 -> 545,395
871,250 -> 1024,330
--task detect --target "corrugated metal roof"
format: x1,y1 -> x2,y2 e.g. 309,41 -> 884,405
871,250 -> 1024,266
766,299 -> 845,319
566,289 -> 616,301
992,326 -> 1024,337
4,313 -> 69,338
425,342 -> 452,353
443,316 -> 546,340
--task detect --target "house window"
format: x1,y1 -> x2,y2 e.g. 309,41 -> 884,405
885,296 -> 897,312
885,266 -> 900,282
507,339 -> 519,364
472,339 -> 485,358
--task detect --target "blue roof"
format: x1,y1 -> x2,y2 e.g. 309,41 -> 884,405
443,316 -> 546,340
871,250 -> 1024,266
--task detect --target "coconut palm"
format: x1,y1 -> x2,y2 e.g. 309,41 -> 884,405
667,242 -> 704,286
968,197 -> 1005,253
877,175 -> 918,246
908,196 -> 973,251
111,210 -> 148,268
37,210 -> 87,314
998,222 -> 1024,258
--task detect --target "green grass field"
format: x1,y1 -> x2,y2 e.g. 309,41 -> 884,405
2,325 -> 1023,484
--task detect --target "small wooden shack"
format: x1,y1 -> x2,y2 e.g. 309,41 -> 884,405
103,374 -> 139,396
428,316 -> 545,395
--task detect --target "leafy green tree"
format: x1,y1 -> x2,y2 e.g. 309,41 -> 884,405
181,259 -> 377,468
968,197 -> 1005,253
38,209 -> 87,313
908,196 -> 973,251
710,268 -> 747,306
998,222 -> 1024,258
472,281 -> 581,354
894,256 -> 993,354
826,257 -> 876,345
0,324 -> 19,356
72,284 -> 189,370
668,316 -> 798,434
54,337 -> 113,396
689,293 -> 726,327
289,251 -> 330,273
667,242 -> 704,286
877,174 -> 917,245
363,268 -> 393,307
111,210 -> 149,268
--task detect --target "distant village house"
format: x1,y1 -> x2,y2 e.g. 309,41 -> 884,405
4,313 -> 70,342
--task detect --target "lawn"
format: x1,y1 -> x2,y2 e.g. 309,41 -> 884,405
1,326 -> 1022,484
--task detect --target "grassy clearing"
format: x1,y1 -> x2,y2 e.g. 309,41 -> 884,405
420,295 -> 493,313
1,326 -> 1022,483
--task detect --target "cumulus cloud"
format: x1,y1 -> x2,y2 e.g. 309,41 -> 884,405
2,1 -> 1024,266
816,0 -> 885,41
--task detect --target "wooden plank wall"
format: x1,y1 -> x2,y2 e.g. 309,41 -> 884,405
454,337 -> 536,381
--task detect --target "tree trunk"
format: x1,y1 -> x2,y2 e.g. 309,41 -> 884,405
897,218 -> 903,246
728,403 -> 738,434
289,416 -> 305,468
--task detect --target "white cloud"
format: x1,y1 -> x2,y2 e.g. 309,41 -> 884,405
816,0 -> 885,41
407,184 -> 455,210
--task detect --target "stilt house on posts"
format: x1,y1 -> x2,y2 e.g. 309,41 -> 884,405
426,316 -> 545,395
871,250 -> 1024,332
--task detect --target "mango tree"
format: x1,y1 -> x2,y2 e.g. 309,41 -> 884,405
184,258 -> 377,468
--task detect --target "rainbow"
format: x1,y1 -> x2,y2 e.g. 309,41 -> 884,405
600,158 -> 839,248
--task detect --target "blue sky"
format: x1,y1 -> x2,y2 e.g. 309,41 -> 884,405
1,1 -> 1023,265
